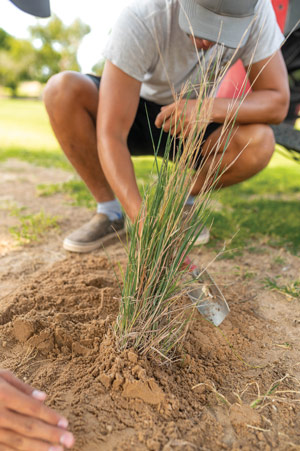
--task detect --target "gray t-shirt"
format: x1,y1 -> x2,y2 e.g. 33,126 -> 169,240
102,0 -> 284,105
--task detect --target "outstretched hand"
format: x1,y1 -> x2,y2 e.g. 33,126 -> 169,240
0,370 -> 74,450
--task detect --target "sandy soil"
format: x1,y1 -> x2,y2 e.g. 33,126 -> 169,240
0,159 -> 300,450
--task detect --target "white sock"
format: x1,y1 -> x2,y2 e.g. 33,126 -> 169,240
97,199 -> 122,221
186,195 -> 196,205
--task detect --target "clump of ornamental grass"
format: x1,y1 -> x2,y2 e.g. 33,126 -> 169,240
116,38 -> 251,361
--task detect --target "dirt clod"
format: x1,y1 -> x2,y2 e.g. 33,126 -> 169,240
13,318 -> 35,342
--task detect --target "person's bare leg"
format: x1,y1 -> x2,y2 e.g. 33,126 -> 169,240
191,123 -> 275,194
43,71 -> 114,202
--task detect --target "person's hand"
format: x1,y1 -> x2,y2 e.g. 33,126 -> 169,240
0,370 -> 74,450
155,98 -> 212,137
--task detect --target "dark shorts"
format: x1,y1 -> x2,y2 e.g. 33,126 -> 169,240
87,74 -> 220,170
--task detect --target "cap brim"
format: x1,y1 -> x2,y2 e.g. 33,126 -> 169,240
179,1 -> 253,49
9,0 -> 51,17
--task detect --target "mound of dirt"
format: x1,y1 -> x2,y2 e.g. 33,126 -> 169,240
1,251 -> 299,450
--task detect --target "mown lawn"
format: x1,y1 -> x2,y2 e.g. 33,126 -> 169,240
1,97 -> 299,254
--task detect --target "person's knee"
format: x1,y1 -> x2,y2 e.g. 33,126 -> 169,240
43,71 -> 82,116
235,124 -> 275,172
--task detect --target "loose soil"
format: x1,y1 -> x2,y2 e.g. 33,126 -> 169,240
1,159 -> 300,450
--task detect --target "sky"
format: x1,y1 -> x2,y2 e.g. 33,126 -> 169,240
1,0 -> 132,72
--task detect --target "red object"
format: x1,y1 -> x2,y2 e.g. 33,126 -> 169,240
217,0 -> 289,99
271,0 -> 289,33
182,256 -> 198,273
217,60 -> 251,99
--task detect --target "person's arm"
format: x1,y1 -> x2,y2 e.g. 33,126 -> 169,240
97,60 -> 142,223
211,50 -> 290,124
155,50 -> 290,134
0,370 -> 74,450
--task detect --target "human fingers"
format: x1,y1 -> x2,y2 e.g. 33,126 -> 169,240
0,382 -> 68,430
170,120 -> 183,137
168,114 -> 187,135
155,111 -> 167,128
0,428 -> 65,451
160,102 -> 175,111
0,370 -> 46,401
162,117 -> 173,133
155,104 -> 174,128
0,409 -> 74,449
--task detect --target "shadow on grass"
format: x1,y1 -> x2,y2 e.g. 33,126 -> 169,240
209,162 -> 300,256
210,198 -> 300,257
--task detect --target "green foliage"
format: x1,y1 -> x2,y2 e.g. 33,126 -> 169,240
0,16 -> 90,94
9,207 -> 59,245
37,179 -> 96,209
0,37 -> 36,96
210,162 -> 300,255
117,143 -> 201,358
36,155 -> 159,208
29,15 -> 90,81
250,380 -> 282,409
116,63 -> 228,359
218,165 -> 300,197
0,147 -> 71,170
0,28 -> 11,50
0,98 -> 62,151
273,255 -> 286,266
211,197 -> 300,253
263,276 -> 300,299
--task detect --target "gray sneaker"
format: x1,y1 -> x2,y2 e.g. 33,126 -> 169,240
63,213 -> 125,253
183,204 -> 210,245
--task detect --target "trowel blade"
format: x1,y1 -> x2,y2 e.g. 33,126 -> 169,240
188,288 -> 229,326
187,269 -> 230,326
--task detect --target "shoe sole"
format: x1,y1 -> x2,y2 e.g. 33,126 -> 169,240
63,228 -> 126,253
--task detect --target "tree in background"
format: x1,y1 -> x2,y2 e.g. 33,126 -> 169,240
0,15 -> 90,96
29,15 -> 90,83
0,29 -> 36,96
0,28 -> 11,50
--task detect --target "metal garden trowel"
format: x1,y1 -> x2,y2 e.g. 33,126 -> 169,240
183,257 -> 230,326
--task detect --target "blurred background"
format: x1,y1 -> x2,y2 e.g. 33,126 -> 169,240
0,0 -> 131,97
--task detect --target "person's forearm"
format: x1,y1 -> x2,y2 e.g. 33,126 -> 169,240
98,135 -> 142,223
211,90 -> 288,125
